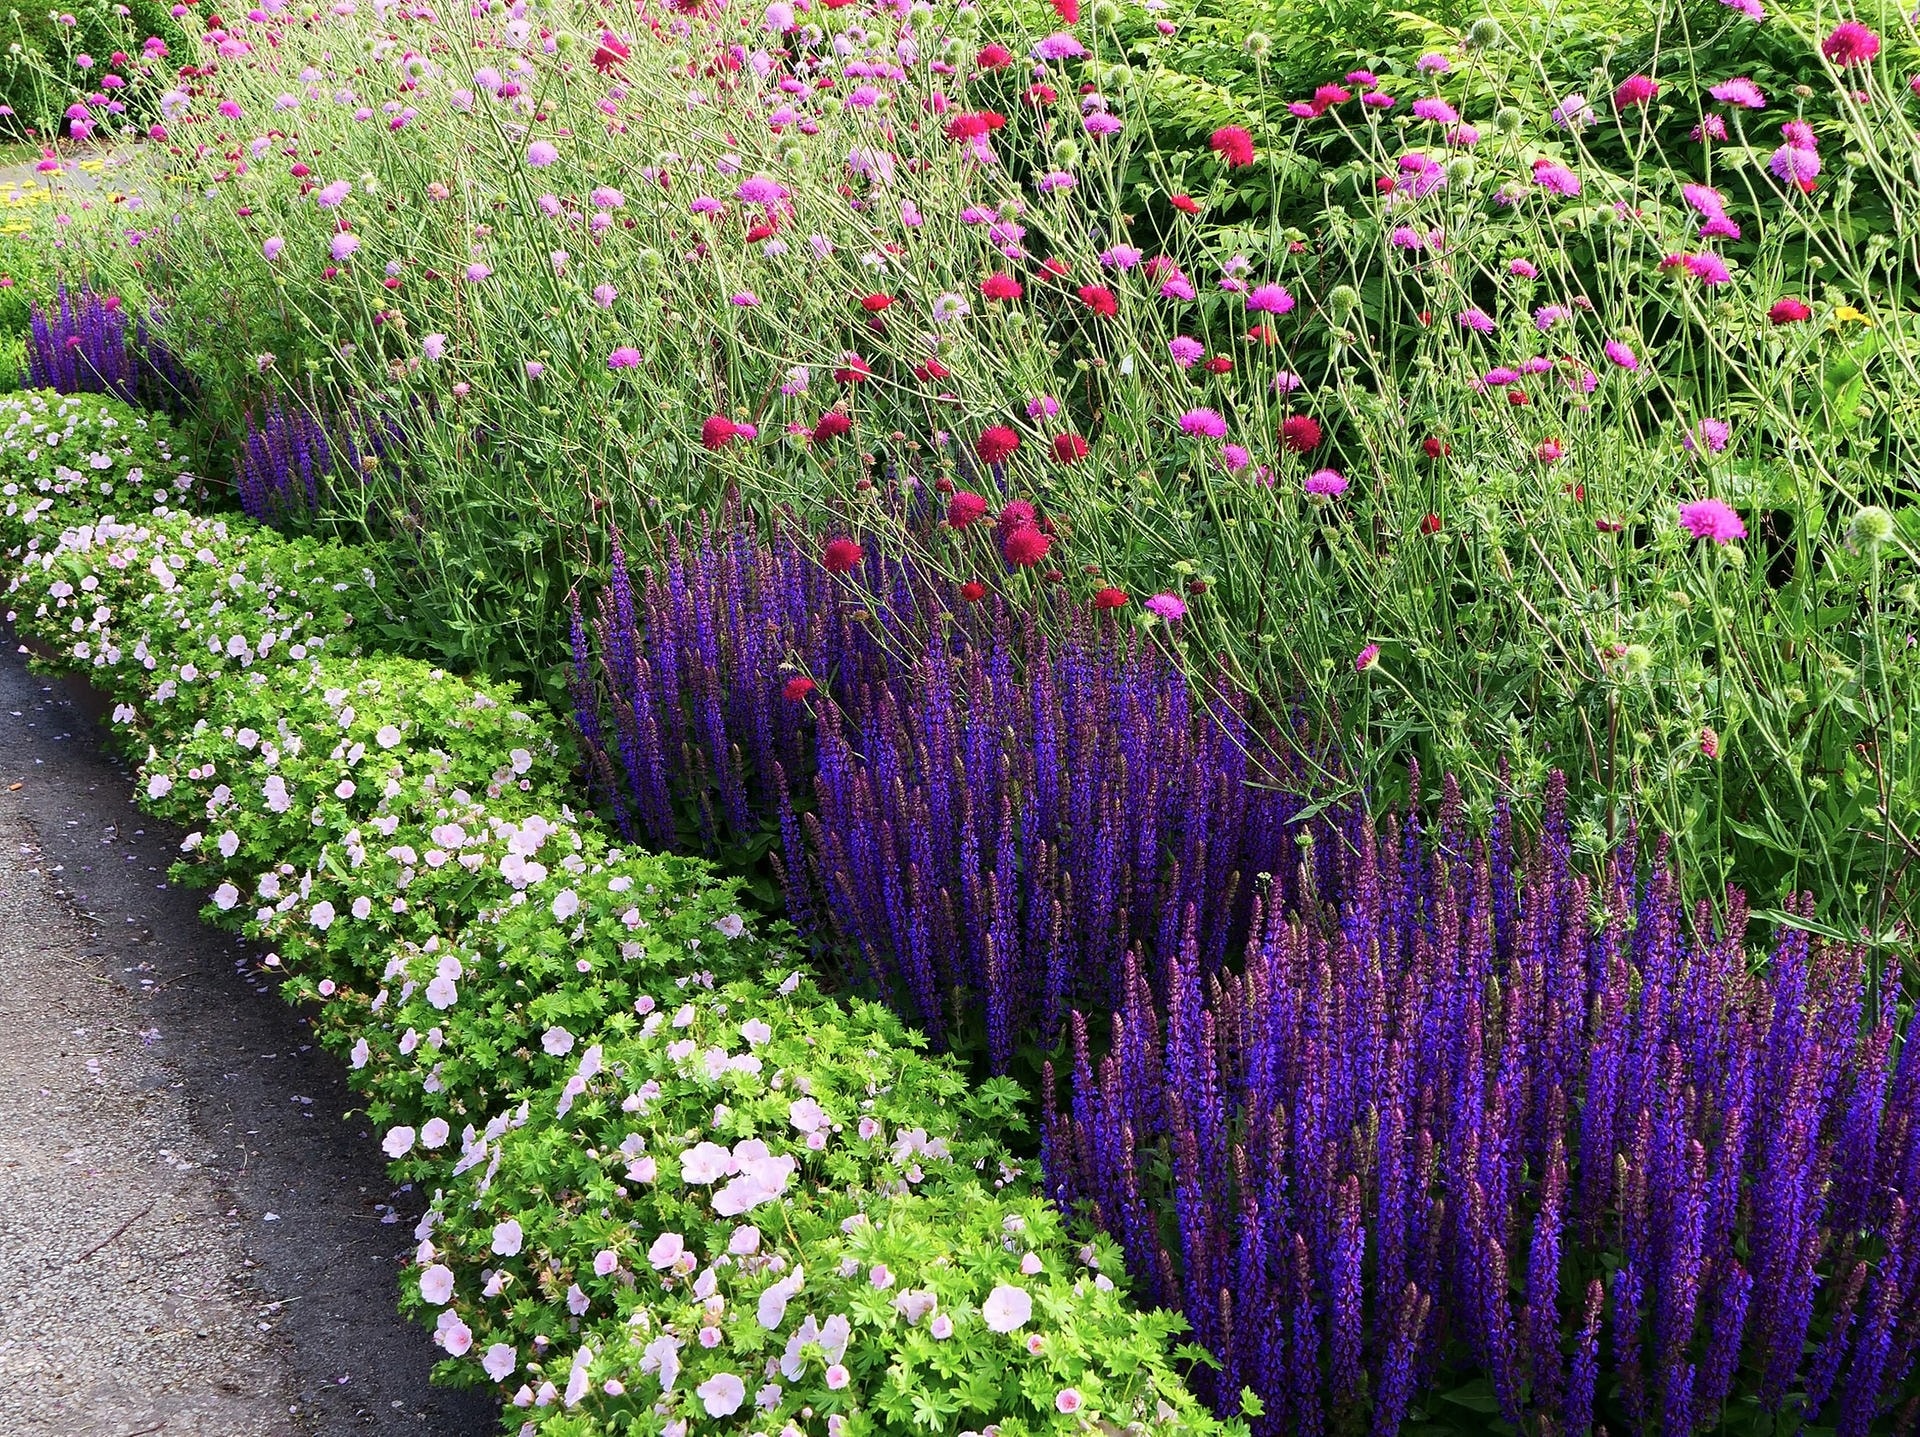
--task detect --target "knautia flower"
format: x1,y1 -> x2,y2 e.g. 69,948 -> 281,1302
1680,497 -> 1746,542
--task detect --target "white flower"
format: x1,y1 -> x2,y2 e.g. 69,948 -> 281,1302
541,1026 -> 575,1056
739,1018 -> 771,1046
551,888 -> 579,920
894,1288 -> 937,1324
263,774 -> 291,813
351,896 -> 373,920
382,1125 -> 416,1158
563,1345 -> 594,1407
375,724 -> 403,749
640,1333 -> 681,1392
146,773 -> 174,799
441,1317 -> 474,1358
420,1117 -> 450,1149
788,1097 -> 827,1134
714,913 -> 745,939
981,1284 -> 1032,1333
350,1037 -> 369,1069
310,900 -> 336,930
426,974 -> 459,1010
418,1263 -> 455,1304
492,1219 -> 524,1256
680,1141 -> 737,1185
697,1372 -> 745,1417
648,1232 -> 686,1269
509,747 -> 532,774
482,1343 -> 517,1381
212,882 -> 240,911
757,1267 -> 805,1329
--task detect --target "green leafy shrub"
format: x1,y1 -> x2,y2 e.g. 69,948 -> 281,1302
402,973 -> 1228,1437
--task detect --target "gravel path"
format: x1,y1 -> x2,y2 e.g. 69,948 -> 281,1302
0,642 -> 498,1437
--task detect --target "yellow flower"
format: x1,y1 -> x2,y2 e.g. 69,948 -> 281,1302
1833,305 -> 1873,326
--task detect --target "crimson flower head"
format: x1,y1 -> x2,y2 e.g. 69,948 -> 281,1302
860,292 -> 895,312
1281,414 -> 1322,452
1026,83 -> 1058,106
980,272 -> 1022,301
1204,355 -> 1233,375
1169,193 -> 1202,214
834,354 -> 873,384
1613,74 -> 1658,108
959,580 -> 988,602
1821,20 -> 1880,65
914,359 -> 951,382
976,426 -> 1021,464
1051,433 -> 1089,464
592,32 -> 630,71
782,676 -> 816,703
977,43 -> 1014,69
1769,296 -> 1812,324
998,499 -> 1037,531
1077,284 -> 1118,317
1422,436 -> 1451,459
1210,125 -> 1256,167
1421,512 -> 1442,535
948,491 -> 989,528
944,111 -> 1006,141
1049,0 -> 1079,22
1092,586 -> 1128,610
822,537 -> 864,573
701,415 -> 740,451
1002,524 -> 1052,567
811,410 -> 851,443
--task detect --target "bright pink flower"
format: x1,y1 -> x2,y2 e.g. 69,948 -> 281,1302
1679,498 -> 1746,543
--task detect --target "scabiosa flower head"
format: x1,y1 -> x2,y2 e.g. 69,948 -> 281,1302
1534,304 -> 1570,330
822,536 -> 864,571
329,232 -> 360,261
1686,252 -> 1732,284
1304,467 -> 1349,497
1168,336 -> 1204,368
1099,244 -> 1144,269
1457,307 -> 1496,334
1411,96 -> 1459,123
1417,51 -> 1451,72
1536,437 -> 1566,463
1002,524 -> 1051,566
1026,395 -> 1061,420
1531,159 -> 1581,195
702,415 -> 741,450
1680,497 -> 1745,542
1769,144 -> 1820,185
422,333 -> 449,361
948,491 -> 988,527
1209,125 -> 1255,166
998,500 -> 1037,531
1781,119 -> 1817,149
1092,586 -> 1128,609
607,346 -> 642,369
980,272 -> 1022,301
1272,371 -> 1304,394
1051,432 -> 1089,464
1508,258 -> 1539,278
1684,416 -> 1732,453
1699,725 -> 1721,758
1246,283 -> 1294,314
811,410 -> 850,442
1551,93 -> 1594,129
262,236 -> 285,261
1144,592 -> 1186,621
1354,642 -> 1381,671
1710,76 -> 1766,107
1769,296 -> 1812,324
931,292 -> 970,323
1179,408 -> 1228,438
959,581 -> 987,602
977,42 -> 1014,69
976,426 -> 1021,464
1031,31 -> 1087,60
1822,21 -> 1880,65
1604,339 -> 1640,370
525,140 -> 558,166
1281,414 -> 1322,451
1613,74 -> 1658,108
1077,285 -> 1118,317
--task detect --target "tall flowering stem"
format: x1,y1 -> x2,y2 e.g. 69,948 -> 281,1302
579,502 -> 1342,1061
24,282 -> 190,408
1045,774 -> 1920,1436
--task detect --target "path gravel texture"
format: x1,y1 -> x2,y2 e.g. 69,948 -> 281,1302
0,641 -> 498,1437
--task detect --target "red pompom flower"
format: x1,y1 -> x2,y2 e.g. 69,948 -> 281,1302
1209,126 -> 1256,167
976,426 -> 1021,464
822,537 -> 864,573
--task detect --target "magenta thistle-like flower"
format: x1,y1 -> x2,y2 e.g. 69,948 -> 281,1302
608,346 -> 643,369
1355,643 -> 1381,672
1179,408 -> 1228,439
1604,339 -> 1640,371
1144,592 -> 1187,622
1246,283 -> 1294,314
1679,497 -> 1746,542
1821,21 -> 1880,65
1305,468 -> 1349,498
